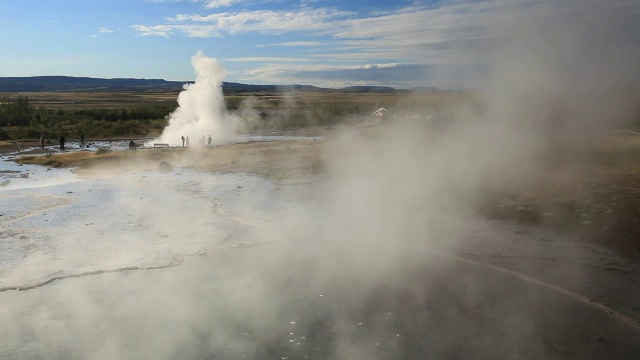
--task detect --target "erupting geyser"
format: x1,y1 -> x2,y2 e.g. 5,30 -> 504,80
154,51 -> 238,146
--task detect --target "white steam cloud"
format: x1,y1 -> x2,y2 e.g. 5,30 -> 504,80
2,1 -> 640,359
155,51 -> 238,146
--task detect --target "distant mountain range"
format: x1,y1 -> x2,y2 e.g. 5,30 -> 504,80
0,76 -> 441,94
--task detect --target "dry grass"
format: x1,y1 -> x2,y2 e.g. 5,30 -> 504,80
15,151 -> 119,168
14,138 -> 328,182
0,91 -> 180,109
1,90 -> 462,111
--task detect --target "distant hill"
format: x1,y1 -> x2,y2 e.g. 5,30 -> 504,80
0,76 -> 186,92
221,82 -> 326,94
340,86 -> 397,93
0,76 -> 440,94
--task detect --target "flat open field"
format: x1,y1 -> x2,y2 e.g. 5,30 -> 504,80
1,90 -> 462,110
0,91 -> 180,109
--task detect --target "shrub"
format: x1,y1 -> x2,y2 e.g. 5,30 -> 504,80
96,147 -> 112,155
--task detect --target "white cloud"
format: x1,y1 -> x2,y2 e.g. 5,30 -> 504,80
310,51 -> 423,61
204,0 -> 243,9
99,27 -> 115,33
131,24 -> 174,37
268,41 -> 326,47
164,8 -> 352,35
132,0 -> 640,87
327,1 -> 500,61
239,62 -> 434,88
131,1 -> 495,60
131,24 -> 221,38
225,57 -> 309,62
178,24 -> 221,37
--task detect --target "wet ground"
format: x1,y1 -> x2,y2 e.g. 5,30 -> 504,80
1,132 -> 640,359
1,242 -> 639,359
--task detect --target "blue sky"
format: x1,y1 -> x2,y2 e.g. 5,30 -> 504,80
0,0 -> 490,87
1,0 -> 631,88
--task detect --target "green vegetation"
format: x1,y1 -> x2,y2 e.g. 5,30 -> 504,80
0,91 -> 461,140
226,94 -> 405,132
0,95 -> 173,140
0,96 -> 31,126
95,147 -> 113,155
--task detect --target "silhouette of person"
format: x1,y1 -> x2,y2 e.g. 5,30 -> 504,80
207,135 -> 212,147
80,132 -> 85,146
181,136 -> 185,147
59,135 -> 65,150
40,134 -> 45,148
186,135 -> 190,147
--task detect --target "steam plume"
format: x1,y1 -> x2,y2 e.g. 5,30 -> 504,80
155,51 -> 238,146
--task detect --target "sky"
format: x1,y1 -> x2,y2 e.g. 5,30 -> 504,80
0,0 -> 636,88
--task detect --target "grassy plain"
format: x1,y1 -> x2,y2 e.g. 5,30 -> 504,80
0,91 -> 180,109
1,90 -> 460,110
1,89 -> 464,140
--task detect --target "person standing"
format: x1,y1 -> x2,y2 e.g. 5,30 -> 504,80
59,135 -> 65,150
181,136 -> 185,147
207,135 -> 212,147
186,135 -> 190,147
80,132 -> 85,146
39,134 -> 45,148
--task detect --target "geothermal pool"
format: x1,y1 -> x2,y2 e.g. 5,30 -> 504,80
0,160 -> 283,289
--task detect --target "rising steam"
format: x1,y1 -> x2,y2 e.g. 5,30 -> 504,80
2,1 -> 640,359
155,51 -> 238,146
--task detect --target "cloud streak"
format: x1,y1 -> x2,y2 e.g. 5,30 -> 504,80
168,8 -> 352,35
132,0 -> 640,87
130,0 -> 499,75
239,62 -> 478,88
204,0 -> 243,9
132,24 -> 221,38
268,41 -> 326,47
226,56 -> 309,62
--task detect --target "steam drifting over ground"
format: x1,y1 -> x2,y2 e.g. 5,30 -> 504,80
2,0 -> 640,358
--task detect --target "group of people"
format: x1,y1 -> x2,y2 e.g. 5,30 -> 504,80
181,134 -> 213,148
37,133 -> 215,151
37,132 -> 84,150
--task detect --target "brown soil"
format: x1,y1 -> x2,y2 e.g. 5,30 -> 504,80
478,135 -> 640,261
